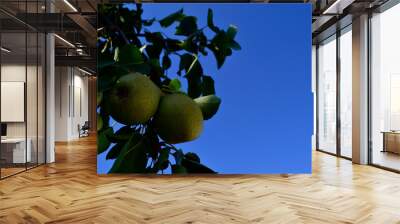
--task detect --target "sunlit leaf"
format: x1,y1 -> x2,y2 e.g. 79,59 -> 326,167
168,78 -> 181,91
194,95 -> 221,120
226,25 -> 238,39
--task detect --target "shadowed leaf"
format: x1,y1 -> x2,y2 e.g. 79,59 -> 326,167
117,44 -> 144,65
207,8 -> 220,33
202,75 -> 215,95
184,152 -> 200,163
106,142 -> 124,160
159,8 -> 185,27
172,165 -> 187,174
98,127 -> 114,154
182,158 -> 216,173
109,134 -> 148,173
175,16 -> 198,36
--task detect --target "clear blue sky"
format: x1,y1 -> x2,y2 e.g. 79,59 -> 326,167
98,3 -> 313,174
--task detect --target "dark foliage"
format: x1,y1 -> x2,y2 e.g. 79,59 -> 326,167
97,4 -> 240,174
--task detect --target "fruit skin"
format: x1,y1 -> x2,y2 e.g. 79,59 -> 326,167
103,73 -> 161,125
154,93 -> 203,144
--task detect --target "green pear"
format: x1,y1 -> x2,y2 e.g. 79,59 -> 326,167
154,93 -> 203,144
103,73 -> 161,125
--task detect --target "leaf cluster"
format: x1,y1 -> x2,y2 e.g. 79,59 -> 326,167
97,4 -> 240,174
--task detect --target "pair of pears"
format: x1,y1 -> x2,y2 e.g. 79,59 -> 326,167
103,73 -> 203,144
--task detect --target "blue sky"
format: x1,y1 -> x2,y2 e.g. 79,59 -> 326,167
98,3 -> 313,174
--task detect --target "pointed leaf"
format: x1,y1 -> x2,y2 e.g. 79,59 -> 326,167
143,18 -> 156,26
181,158 -> 216,173
162,54 -> 171,70
175,16 -> 198,36
106,142 -> 124,160
229,40 -> 242,51
98,127 -> 113,154
172,149 -> 184,165
226,25 -> 238,39
202,75 -> 215,95
97,92 -> 103,106
172,165 -> 187,174
109,134 -> 148,173
194,95 -> 221,120
97,114 -> 103,131
117,44 -> 144,65
207,8 -> 220,33
159,9 -> 185,27
108,125 -> 135,143
154,148 -> 170,171
184,152 -> 200,163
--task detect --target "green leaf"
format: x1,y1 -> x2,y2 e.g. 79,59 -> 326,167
197,32 -> 208,56
143,18 -> 156,26
209,32 -> 230,69
97,92 -> 103,106
207,8 -> 220,33
98,127 -> 113,154
184,152 -> 200,163
159,9 -> 185,27
181,36 -> 198,54
154,148 -> 170,171
117,44 -> 144,65
106,142 -> 124,160
172,149 -> 184,165
208,43 -> 226,69
179,54 -> 203,98
149,58 -> 163,78
131,63 -> 151,75
229,40 -> 242,51
168,78 -> 181,91
98,65 -> 129,92
187,75 -> 202,99
202,75 -> 215,95
226,25 -> 238,39
147,129 -> 161,160
165,39 -> 183,52
98,53 -> 115,70
97,114 -> 103,131
145,44 -> 163,59
162,54 -> 171,70
194,95 -> 221,120
108,126 -> 135,143
172,165 -> 187,174
181,158 -> 216,174
109,134 -> 148,173
144,32 -> 164,46
175,16 -> 198,36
